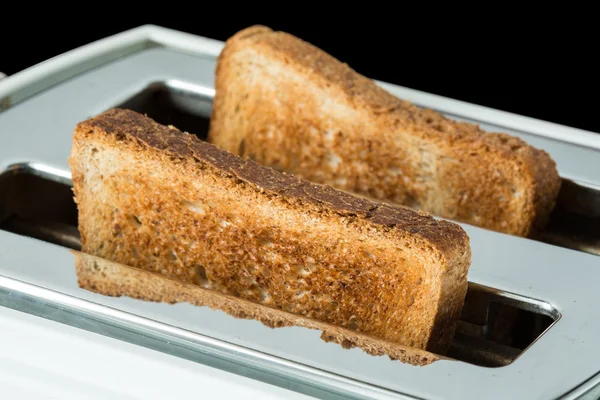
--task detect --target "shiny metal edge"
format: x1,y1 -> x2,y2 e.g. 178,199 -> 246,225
468,283 -> 560,320
562,371 -> 600,400
3,162 -> 72,184
0,273 -> 416,400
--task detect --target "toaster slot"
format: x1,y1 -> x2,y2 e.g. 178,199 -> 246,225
449,283 -> 558,367
538,179 -> 600,256
116,80 -> 212,141
0,166 -> 559,368
0,167 -> 80,250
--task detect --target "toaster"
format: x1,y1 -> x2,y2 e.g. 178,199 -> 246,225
1,25 -> 599,400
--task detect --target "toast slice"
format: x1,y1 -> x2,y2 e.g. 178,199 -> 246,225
208,25 -> 562,238
68,108 -> 471,355
73,251 -> 447,366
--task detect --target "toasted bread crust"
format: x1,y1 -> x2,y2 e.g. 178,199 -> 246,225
209,25 -> 562,237
69,109 -> 471,355
83,108 -> 469,253
74,251 -> 445,366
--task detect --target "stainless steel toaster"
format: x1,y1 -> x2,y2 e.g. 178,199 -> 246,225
1,25 -> 599,400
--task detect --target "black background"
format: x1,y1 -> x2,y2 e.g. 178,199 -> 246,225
1,13 -> 597,134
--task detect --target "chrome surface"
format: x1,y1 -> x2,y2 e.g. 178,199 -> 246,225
0,27 -> 600,399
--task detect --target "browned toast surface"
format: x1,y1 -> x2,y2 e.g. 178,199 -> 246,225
74,251 -> 446,366
69,108 -> 471,355
209,25 -> 562,238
